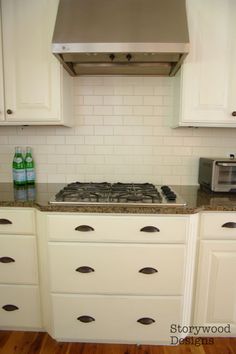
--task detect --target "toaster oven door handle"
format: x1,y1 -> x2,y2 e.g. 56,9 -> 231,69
216,162 -> 236,167
222,222 -> 236,228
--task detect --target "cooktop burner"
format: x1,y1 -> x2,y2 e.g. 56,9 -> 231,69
50,182 -> 186,206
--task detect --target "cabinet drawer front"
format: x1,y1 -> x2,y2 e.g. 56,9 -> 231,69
0,236 -> 38,284
201,213 -> 236,240
47,214 -> 188,243
52,294 -> 182,343
0,285 -> 41,329
0,209 -> 35,235
49,243 -> 185,295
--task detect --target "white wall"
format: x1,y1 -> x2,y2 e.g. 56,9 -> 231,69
1,76 -> 236,185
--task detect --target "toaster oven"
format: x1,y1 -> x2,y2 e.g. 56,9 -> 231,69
198,158 -> 236,192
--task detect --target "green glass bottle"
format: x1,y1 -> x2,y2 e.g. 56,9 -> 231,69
25,147 -> 35,184
13,147 -> 26,185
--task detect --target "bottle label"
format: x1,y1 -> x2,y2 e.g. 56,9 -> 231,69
25,156 -> 32,163
14,169 -> 26,183
26,168 -> 35,182
15,157 -> 23,164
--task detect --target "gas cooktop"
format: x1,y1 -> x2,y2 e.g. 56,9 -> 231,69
49,182 -> 186,207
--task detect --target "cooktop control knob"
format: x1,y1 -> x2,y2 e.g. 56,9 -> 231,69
161,186 -> 177,201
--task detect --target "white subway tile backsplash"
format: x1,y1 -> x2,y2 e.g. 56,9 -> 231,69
85,136 -> 104,145
0,136 -> 8,144
57,164 -> 76,174
123,96 -> 143,105
93,86 -> 114,95
114,86 -> 133,95
103,116 -> 123,125
134,86 -> 154,95
2,76 -> 236,184
8,136 -> 27,145
143,96 -> 163,106
93,106 -> 113,115
104,136 -> 124,145
46,136 -> 65,145
83,116 -> 103,125
76,145 -> 94,155
114,105 -> 133,115
55,145 -> 75,155
83,96 -> 103,105
65,136 -> 84,145
133,106 -> 153,116
104,96 -> 123,105
95,146 -> 114,155
123,116 -> 143,126
94,126 -> 113,136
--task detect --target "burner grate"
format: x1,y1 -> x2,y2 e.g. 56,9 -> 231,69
51,182 -> 186,206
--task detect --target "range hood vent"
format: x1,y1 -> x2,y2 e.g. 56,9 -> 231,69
52,0 -> 189,77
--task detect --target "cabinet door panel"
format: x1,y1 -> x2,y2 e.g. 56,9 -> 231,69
0,13 -> 4,121
195,241 -> 236,335
1,0 -> 61,122
179,0 -> 236,127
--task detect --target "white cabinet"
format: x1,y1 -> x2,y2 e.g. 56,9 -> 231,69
51,294 -> 182,343
0,0 -> 73,126
0,208 -> 42,330
0,13 -> 4,122
38,212 -> 198,344
194,212 -> 236,335
173,0 -> 236,127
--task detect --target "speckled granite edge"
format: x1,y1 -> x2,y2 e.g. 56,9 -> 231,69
1,184 -> 236,214
1,200 -> 235,214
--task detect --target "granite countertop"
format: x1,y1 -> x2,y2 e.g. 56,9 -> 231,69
1,183 -> 236,214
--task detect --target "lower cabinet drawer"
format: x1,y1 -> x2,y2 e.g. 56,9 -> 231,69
51,294 -> 182,344
49,243 -> 185,295
47,214 -> 188,243
0,285 -> 42,329
0,235 -> 38,284
0,209 -> 35,235
201,212 -> 236,240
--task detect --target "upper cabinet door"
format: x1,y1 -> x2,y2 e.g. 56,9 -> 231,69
1,0 -> 63,123
0,13 -> 4,122
175,0 -> 236,127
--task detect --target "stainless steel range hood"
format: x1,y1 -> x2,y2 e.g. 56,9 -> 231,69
52,0 -> 189,77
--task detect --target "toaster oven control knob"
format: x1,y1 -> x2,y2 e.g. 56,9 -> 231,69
232,111 -> 236,116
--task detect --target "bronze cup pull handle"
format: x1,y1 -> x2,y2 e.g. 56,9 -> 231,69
137,317 -> 155,325
76,266 -> 95,273
222,222 -> 236,228
75,225 -> 94,232
140,226 -> 160,233
0,257 -> 15,263
77,315 -> 95,323
0,219 -> 12,225
139,267 -> 158,274
2,304 -> 19,312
